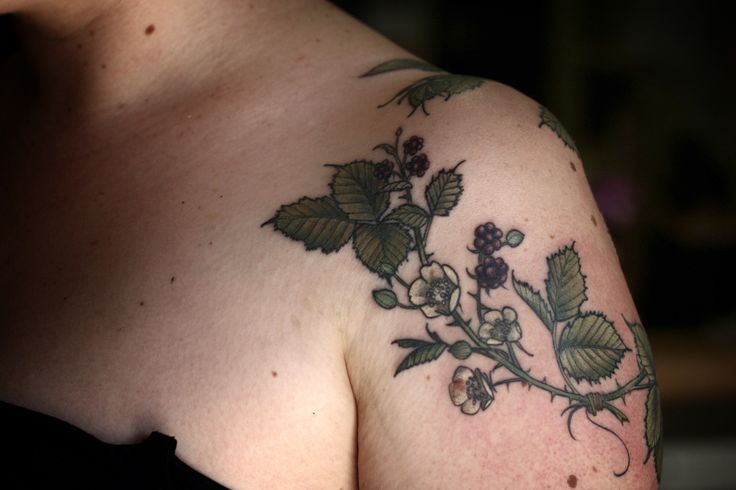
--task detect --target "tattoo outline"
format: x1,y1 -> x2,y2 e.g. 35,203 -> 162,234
262,127 -> 661,481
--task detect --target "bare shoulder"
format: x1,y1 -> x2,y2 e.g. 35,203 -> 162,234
260,54 -> 661,489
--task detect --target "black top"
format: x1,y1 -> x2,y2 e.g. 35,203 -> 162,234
1,400 -> 227,489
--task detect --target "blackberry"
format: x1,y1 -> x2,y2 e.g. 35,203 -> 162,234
472,222 -> 504,255
406,153 -> 430,177
474,256 -> 509,289
403,135 -> 424,156
373,159 -> 393,181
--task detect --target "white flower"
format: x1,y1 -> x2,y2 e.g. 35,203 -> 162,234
478,307 -> 522,345
408,262 -> 461,318
448,366 -> 494,415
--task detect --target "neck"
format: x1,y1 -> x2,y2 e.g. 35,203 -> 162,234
10,0 -> 313,117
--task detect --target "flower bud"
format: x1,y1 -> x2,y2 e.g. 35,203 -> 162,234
450,341 -> 472,360
505,229 -> 525,248
372,289 -> 398,309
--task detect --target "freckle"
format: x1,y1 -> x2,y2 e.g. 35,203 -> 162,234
295,53 -> 306,61
89,29 -> 95,37
100,64 -> 107,70
144,97 -> 150,103
290,315 -> 301,328
89,239 -> 99,246
591,215 -> 598,227
76,43 -> 82,49
592,466 -> 597,473
116,103 -> 125,110
567,475 -> 578,488
570,161 -> 577,172
208,241 -> 213,246
62,296 -> 68,301
271,370 -> 278,378
145,24 -> 155,35
181,200 -> 185,204
426,375 -> 431,381
549,234 -> 555,239
139,301 -> 145,306
170,276 -> 175,284
219,195 -> 223,198
315,37 -> 321,43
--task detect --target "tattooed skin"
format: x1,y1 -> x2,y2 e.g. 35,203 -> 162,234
360,59 -> 485,116
262,61 -> 662,481
539,104 -> 579,155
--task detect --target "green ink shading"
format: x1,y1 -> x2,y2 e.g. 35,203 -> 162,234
263,128 -> 660,481
539,104 -> 579,155
360,59 -> 485,116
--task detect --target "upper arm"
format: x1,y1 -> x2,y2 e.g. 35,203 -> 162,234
341,80 -> 661,489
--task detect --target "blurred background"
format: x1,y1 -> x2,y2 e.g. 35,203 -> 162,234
333,0 -> 736,488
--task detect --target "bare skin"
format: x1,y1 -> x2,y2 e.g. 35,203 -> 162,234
0,1 -> 658,488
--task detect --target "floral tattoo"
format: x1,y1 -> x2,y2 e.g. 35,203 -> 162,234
262,127 -> 662,481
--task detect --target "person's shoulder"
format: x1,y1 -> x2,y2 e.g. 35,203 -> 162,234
337,61 -> 660,489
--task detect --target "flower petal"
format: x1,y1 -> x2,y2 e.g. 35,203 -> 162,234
502,307 -> 517,323
483,310 -> 503,324
507,322 -> 522,342
408,278 -> 429,306
420,304 -> 441,318
420,262 -> 445,283
449,366 -> 474,406
442,265 -> 459,286
478,322 -> 493,341
461,398 -> 481,415
448,287 -> 460,312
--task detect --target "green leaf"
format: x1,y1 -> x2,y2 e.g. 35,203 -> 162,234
384,204 -> 429,228
393,341 -> 447,376
505,229 -> 525,248
380,181 -> 412,193
330,161 -> 390,221
353,223 -> 411,277
372,289 -> 398,309
624,317 -> 657,382
425,167 -> 463,216
545,244 -> 588,321
262,196 -> 354,253
379,74 -> 485,116
538,105 -> 579,155
558,312 -> 628,383
644,385 -> 663,481
394,339 -> 431,349
512,274 -> 554,332
359,58 -> 442,77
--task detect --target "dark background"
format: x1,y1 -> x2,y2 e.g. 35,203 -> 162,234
2,1 -> 735,487
333,0 -> 735,487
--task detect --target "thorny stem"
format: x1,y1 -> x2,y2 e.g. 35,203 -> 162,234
604,372 -> 652,401
390,133 -> 430,266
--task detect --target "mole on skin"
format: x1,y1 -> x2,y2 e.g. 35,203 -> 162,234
569,161 -> 577,172
145,24 -> 155,35
567,474 -> 578,488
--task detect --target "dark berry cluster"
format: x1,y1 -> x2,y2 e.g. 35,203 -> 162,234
473,222 -> 504,255
403,135 -> 424,156
373,159 -> 394,181
406,153 -> 430,177
474,256 -> 509,289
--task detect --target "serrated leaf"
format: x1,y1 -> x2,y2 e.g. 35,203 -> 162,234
644,385 -> 663,481
384,204 -> 429,228
353,223 -> 411,277
625,318 -> 656,382
425,167 -> 463,216
380,181 -> 412,193
379,74 -> 485,116
558,312 -> 628,383
359,58 -> 442,77
263,196 -> 354,253
538,105 -> 579,155
512,274 -> 554,331
393,342 -> 447,376
331,161 -> 390,221
545,244 -> 588,321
